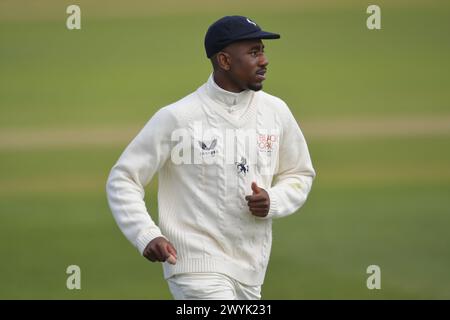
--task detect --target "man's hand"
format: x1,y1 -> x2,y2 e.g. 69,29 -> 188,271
245,182 -> 270,217
143,237 -> 177,265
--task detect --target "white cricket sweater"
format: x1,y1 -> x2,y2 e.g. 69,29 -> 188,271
106,74 -> 316,286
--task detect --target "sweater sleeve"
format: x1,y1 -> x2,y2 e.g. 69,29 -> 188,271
264,103 -> 316,219
106,107 -> 176,255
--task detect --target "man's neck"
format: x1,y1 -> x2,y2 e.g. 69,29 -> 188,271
206,73 -> 253,109
213,71 -> 245,93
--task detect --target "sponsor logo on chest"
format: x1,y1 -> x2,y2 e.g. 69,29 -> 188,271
257,134 -> 278,153
198,138 -> 217,157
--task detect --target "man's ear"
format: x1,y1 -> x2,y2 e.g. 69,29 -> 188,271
216,51 -> 231,71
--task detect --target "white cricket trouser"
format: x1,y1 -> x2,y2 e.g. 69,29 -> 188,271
167,272 -> 262,300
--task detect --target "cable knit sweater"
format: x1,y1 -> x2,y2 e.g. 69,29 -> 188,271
106,74 -> 316,286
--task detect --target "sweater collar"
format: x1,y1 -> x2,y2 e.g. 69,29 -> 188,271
205,73 -> 254,111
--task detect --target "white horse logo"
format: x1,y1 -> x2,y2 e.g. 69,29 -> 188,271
246,18 -> 257,27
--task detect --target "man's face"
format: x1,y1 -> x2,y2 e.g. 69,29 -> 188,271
221,39 -> 269,92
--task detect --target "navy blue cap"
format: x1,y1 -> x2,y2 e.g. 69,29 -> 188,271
204,15 -> 280,58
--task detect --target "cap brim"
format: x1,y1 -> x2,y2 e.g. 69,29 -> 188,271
234,30 -> 281,41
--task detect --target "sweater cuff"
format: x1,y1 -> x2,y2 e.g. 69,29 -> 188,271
135,228 -> 167,255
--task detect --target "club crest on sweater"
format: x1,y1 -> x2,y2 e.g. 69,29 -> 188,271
235,157 -> 249,175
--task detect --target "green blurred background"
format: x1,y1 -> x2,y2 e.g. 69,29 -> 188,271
1,0 -> 449,299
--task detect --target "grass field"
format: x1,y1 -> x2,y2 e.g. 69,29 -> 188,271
1,1 -> 449,299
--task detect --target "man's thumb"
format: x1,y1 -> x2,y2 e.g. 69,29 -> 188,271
251,182 -> 261,194
166,243 -> 177,265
